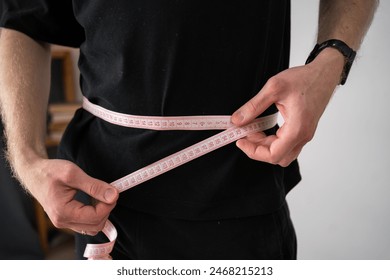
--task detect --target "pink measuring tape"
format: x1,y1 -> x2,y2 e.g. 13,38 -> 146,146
81,97 -> 278,259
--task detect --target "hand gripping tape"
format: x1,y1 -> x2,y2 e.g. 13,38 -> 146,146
82,97 -> 278,259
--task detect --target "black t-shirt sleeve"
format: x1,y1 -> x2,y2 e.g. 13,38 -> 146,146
0,0 -> 84,47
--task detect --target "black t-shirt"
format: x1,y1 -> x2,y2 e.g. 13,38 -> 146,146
1,0 -> 301,219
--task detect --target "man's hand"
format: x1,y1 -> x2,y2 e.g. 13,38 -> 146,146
0,28 -> 118,236
230,0 -> 378,167
231,48 -> 344,167
27,158 -> 119,236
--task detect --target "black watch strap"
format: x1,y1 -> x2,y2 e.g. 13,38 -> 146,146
305,39 -> 356,85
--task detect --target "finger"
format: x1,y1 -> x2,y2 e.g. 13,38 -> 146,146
61,211 -> 110,235
69,211 -> 109,235
236,136 -> 291,165
75,229 -> 99,236
49,195 -> 114,230
243,131 -> 267,144
64,164 -> 119,204
236,136 -> 277,163
67,198 -> 114,223
235,132 -> 269,159
236,124 -> 299,164
277,143 -> 304,167
231,82 -> 276,126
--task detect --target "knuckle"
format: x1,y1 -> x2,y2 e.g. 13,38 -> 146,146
87,217 -> 106,232
266,76 -> 285,95
97,220 -> 108,232
48,212 -> 67,229
263,150 -> 281,165
292,121 -> 315,144
87,182 -> 100,197
279,160 -> 291,167
58,163 -> 75,183
299,127 -> 315,142
244,149 -> 256,160
268,156 -> 280,165
246,99 -> 258,115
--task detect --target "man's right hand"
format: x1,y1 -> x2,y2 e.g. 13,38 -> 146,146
27,158 -> 119,236
0,29 -> 119,236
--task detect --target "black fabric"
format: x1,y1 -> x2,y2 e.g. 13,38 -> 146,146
0,0 -> 84,47
0,0 -> 301,220
75,202 -> 297,260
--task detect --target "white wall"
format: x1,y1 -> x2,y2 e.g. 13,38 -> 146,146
288,0 -> 390,259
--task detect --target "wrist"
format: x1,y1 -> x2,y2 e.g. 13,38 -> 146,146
7,144 -> 48,188
306,39 -> 356,85
306,47 -> 344,89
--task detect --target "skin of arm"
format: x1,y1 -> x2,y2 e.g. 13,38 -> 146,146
231,0 -> 379,167
0,29 -> 119,235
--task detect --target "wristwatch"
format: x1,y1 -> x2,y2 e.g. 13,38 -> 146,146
305,39 -> 356,85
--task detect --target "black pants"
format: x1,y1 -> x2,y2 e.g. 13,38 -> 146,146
76,202 -> 297,260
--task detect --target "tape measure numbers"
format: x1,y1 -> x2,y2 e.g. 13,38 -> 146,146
82,97 -> 278,259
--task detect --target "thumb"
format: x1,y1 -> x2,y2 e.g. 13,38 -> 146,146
66,163 -> 119,204
231,87 -> 275,126
82,178 -> 119,204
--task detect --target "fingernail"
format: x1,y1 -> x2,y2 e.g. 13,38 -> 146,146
233,111 -> 245,124
104,188 -> 116,202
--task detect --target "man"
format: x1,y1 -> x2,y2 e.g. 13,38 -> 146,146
0,0 -> 377,259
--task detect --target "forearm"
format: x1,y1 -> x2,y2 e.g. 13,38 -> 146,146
307,0 -> 378,90
232,1 -> 378,167
0,31 -> 118,235
318,0 -> 378,49
0,28 -> 51,185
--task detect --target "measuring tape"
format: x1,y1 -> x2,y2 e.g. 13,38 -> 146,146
82,97 -> 278,259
